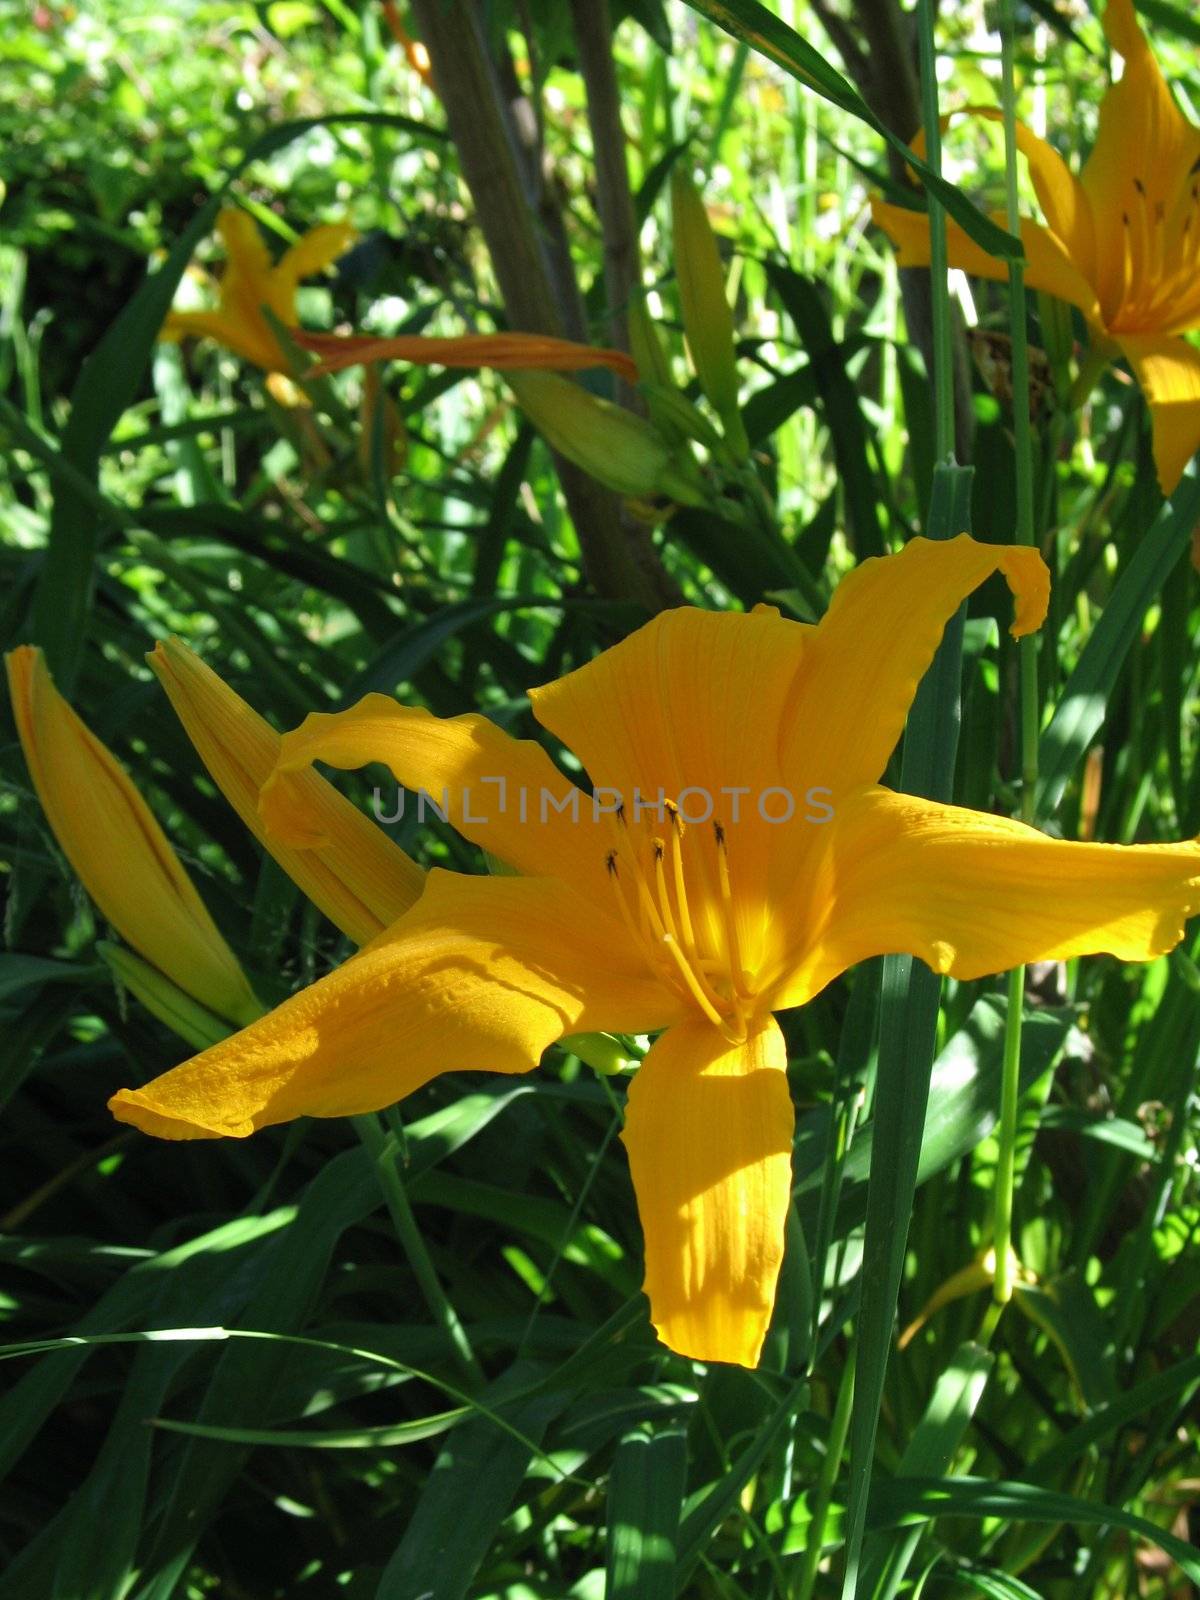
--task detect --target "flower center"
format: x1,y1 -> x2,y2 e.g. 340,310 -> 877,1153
1112,163 -> 1200,332
604,800 -> 754,1044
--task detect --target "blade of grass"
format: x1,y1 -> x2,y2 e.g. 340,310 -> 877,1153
867,1476 -> 1200,1583
857,1341 -> 994,1600
606,1426 -> 688,1600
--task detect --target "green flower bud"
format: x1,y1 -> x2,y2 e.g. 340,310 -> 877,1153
670,166 -> 748,460
560,1032 -> 637,1075
627,293 -> 674,393
100,943 -> 238,1051
639,382 -> 729,458
506,370 -> 709,506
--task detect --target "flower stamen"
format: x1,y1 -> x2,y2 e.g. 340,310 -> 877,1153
664,800 -> 697,951
714,821 -> 754,999
605,847 -> 663,976
602,800 -> 749,1041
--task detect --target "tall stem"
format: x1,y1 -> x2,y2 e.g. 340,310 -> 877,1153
353,1112 -> 484,1389
916,0 -> 953,462
838,11 -> 968,1596
992,0 -> 1040,1308
408,0 -> 675,610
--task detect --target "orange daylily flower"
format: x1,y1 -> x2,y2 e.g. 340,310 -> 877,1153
108,537 -> 1200,1368
380,0 -> 432,85
872,0 -> 1200,492
295,329 -> 638,385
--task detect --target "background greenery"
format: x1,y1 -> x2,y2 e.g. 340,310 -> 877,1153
2,1 -> 1199,1596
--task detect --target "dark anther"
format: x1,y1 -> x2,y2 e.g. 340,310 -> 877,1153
653,839 -> 665,862
1133,176 -> 1146,195
713,820 -> 727,848
605,849 -> 618,876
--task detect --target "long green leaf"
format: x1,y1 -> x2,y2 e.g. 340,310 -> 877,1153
606,1427 -> 688,1600
867,1476 -> 1200,1583
840,463 -> 975,1599
1037,462 -> 1200,814
375,1371 -> 568,1600
679,0 -> 1022,261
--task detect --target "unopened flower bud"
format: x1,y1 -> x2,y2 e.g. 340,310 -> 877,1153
627,293 -> 675,394
506,370 -> 709,506
5,646 -> 261,1028
100,943 -> 241,1051
561,1031 -> 637,1075
670,167 -> 749,460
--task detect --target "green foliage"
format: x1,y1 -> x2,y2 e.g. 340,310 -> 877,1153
3,1 -> 1200,1597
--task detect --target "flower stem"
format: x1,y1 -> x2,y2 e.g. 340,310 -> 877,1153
916,0 -> 954,461
352,1112 -> 484,1389
796,1358 -> 855,1600
992,0 -> 1040,1308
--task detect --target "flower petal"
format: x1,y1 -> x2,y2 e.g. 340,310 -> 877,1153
1082,0 -> 1200,324
528,604 -> 810,814
214,209 -> 294,367
259,694 -> 607,897
151,640 -> 425,946
780,535 -> 1048,796
1006,119 -> 1096,279
621,1012 -> 793,1367
217,208 -> 272,281
274,222 -> 357,297
5,646 -> 260,1026
109,870 -> 681,1140
870,200 -> 1103,326
1115,332 -> 1200,493
159,308 -> 281,372
529,605 -> 815,980
912,108 -> 1096,280
771,785 -> 1200,1008
295,330 -> 638,385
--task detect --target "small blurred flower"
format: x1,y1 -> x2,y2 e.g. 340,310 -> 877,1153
160,208 -> 355,378
380,0 -> 432,85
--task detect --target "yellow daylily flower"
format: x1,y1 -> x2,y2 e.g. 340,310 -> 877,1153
148,639 -> 425,947
160,208 -> 356,376
108,536 -> 1200,1367
5,646 -> 260,1028
872,0 -> 1200,492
